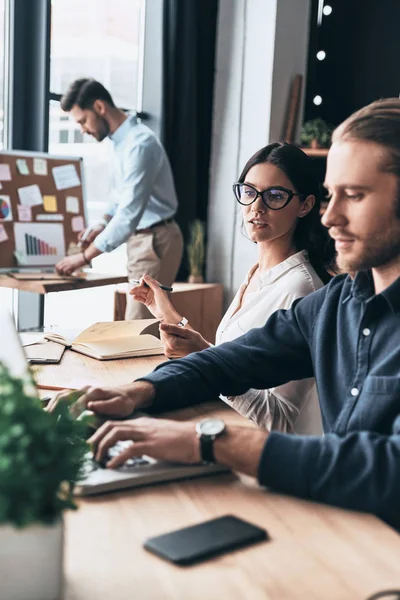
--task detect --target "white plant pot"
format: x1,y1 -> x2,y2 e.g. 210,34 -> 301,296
0,519 -> 64,600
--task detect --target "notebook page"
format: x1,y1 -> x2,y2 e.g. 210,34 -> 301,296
74,319 -> 159,343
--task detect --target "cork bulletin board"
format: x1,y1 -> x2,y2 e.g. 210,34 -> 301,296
0,150 -> 86,270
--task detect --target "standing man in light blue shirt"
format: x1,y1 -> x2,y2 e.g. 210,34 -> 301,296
56,78 -> 183,319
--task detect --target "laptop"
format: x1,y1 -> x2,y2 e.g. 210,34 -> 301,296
0,310 -> 229,496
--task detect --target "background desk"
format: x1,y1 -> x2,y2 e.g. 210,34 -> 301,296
1,272 -> 128,330
33,352 -> 400,599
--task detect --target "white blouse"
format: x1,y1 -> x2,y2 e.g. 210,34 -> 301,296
216,250 -> 323,435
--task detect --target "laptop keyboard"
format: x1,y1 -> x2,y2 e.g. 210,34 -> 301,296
82,441 -> 152,475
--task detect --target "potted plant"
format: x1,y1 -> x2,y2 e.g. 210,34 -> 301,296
187,219 -> 205,283
0,363 -> 89,600
300,118 -> 334,149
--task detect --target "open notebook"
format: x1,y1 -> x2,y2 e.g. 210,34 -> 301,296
44,319 -> 164,360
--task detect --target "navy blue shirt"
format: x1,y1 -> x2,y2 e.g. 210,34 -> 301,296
141,272 -> 400,528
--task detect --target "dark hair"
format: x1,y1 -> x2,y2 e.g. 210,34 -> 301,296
238,142 -> 336,283
60,78 -> 115,112
333,98 -> 400,217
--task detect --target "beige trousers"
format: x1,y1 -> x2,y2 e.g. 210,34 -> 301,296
125,220 -> 183,320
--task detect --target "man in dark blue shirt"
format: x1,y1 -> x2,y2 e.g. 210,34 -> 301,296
74,99 -> 400,529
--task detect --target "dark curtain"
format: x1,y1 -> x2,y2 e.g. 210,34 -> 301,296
162,0 -> 219,280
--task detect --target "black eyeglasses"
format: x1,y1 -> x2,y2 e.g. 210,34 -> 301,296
233,182 -> 304,211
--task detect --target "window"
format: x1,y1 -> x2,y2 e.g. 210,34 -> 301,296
0,0 -> 6,150
0,0 -> 13,315
49,0 -> 145,224
45,0 -> 145,328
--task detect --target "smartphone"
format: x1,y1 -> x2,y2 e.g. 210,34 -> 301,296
143,515 -> 268,565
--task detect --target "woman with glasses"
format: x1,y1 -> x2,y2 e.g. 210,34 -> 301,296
130,142 -> 336,434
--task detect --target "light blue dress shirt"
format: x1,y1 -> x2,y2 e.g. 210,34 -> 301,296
94,113 -> 178,253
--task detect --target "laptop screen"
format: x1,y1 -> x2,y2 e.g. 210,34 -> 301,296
0,310 -> 33,381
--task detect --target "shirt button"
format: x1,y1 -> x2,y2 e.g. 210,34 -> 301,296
351,387 -> 359,397
362,328 -> 371,336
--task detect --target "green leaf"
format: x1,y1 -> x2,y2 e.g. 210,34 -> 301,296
0,361 -> 88,528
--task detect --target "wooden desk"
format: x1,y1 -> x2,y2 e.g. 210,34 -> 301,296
1,271 -> 128,330
34,355 -> 400,600
32,346 -> 165,391
0,271 -> 127,294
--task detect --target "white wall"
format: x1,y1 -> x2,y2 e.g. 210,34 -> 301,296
207,0 -> 311,305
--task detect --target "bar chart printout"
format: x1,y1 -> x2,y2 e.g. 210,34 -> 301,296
13,223 -> 65,266
25,233 -> 57,256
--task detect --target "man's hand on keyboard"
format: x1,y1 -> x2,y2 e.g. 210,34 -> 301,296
88,417 -> 200,468
47,381 -> 156,418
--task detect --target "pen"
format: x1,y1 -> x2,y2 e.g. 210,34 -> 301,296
77,226 -> 93,248
37,384 -> 77,391
129,279 -> 173,292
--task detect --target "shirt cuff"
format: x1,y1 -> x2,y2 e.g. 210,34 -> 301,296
93,228 -> 117,253
257,431 -> 320,498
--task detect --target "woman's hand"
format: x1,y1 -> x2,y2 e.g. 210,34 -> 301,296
129,274 -> 181,322
160,323 -> 211,358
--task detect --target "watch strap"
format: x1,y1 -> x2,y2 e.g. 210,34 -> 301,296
199,435 -> 216,464
81,250 -> 91,265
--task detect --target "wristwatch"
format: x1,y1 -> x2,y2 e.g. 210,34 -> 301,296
195,418 -> 226,464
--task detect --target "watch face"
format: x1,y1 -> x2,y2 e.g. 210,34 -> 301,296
198,418 -> 225,436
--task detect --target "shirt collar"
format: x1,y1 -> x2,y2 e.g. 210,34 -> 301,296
247,250 -> 310,286
347,270 -> 400,312
109,112 -> 138,145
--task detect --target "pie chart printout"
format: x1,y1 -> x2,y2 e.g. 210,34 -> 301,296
0,196 -> 12,221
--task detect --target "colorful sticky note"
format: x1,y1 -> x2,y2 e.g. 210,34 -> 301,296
14,249 -> 27,265
0,164 -> 12,181
71,215 -> 85,232
43,195 -> 58,212
16,159 -> 30,175
33,158 -> 48,176
0,196 -> 13,221
0,224 -> 8,242
66,196 -> 79,214
17,204 -> 32,222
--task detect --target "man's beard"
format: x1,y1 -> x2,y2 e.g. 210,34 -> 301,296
337,228 -> 400,273
95,116 -> 110,141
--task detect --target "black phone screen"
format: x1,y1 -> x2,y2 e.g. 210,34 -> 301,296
143,514 -> 268,565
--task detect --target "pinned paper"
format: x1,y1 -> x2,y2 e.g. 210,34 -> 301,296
16,158 -> 30,175
43,195 -> 58,212
0,195 -> 13,221
0,224 -> 8,242
66,196 -> 79,214
33,158 -> 48,176
36,214 -> 64,221
71,215 -> 84,232
17,204 -> 32,222
52,164 -> 80,190
14,223 -> 65,266
0,164 -> 11,181
18,184 -> 43,207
